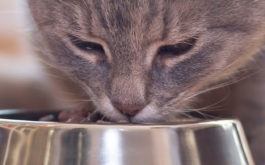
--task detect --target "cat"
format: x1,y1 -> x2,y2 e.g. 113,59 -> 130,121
26,0 -> 265,164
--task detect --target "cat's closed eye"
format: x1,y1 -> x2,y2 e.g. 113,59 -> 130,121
157,37 -> 197,58
69,35 -> 105,54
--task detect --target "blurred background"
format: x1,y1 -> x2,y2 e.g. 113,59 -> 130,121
0,0 -> 61,110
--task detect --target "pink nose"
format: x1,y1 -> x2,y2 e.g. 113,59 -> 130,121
112,102 -> 145,116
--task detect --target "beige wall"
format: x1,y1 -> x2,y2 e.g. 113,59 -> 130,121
0,0 -> 40,79
0,0 -> 57,110
0,0 -> 25,56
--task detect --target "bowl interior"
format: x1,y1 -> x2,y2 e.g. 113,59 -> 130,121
0,109 -> 60,121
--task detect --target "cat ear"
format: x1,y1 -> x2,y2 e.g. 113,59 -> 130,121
26,0 -> 52,28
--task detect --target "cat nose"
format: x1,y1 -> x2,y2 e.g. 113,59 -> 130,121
112,101 -> 145,117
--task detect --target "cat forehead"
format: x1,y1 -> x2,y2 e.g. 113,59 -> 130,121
29,0 -> 262,43
89,3 -> 185,44
52,0 -> 206,43
36,1 -> 254,30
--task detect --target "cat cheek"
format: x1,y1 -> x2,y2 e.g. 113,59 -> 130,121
79,54 -> 102,64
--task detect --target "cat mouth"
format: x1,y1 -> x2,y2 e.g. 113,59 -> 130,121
38,108 -> 202,124
39,109 -> 129,124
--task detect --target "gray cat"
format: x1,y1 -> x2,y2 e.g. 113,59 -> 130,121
27,0 -> 265,164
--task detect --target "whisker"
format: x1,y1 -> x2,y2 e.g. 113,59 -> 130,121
179,112 -> 196,119
179,69 -> 261,104
164,83 -> 232,120
81,0 -> 90,10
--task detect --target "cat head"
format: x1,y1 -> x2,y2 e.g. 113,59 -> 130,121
27,0 -> 265,122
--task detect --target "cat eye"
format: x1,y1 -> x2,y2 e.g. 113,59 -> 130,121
157,37 -> 197,57
69,35 -> 105,54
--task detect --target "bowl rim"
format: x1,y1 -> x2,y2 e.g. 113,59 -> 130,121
0,109 -> 240,128
0,118 -> 240,128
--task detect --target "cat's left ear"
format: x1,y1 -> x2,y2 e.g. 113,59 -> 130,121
27,0 -> 53,28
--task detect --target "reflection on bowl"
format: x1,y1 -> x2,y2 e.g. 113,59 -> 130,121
0,110 -> 254,165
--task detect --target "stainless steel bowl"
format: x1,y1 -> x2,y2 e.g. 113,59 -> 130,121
0,110 -> 254,165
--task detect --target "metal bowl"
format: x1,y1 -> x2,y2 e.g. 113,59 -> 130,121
0,110 -> 254,165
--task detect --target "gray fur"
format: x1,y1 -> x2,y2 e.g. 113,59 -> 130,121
27,0 -> 265,163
